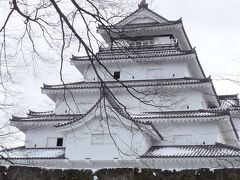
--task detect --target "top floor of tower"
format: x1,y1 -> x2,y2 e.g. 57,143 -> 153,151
71,0 -> 206,81
97,0 -> 192,51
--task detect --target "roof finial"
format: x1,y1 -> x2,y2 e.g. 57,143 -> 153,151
138,0 -> 148,9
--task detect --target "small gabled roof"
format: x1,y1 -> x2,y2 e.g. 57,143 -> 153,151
218,94 -> 240,109
0,146 -> 65,159
115,0 -> 168,26
141,143 -> 240,158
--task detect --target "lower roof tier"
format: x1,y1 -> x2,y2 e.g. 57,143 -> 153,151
141,143 -> 240,158
0,146 -> 65,159
1,143 -> 239,160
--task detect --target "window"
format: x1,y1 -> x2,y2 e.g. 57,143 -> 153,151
113,71 -> 120,79
56,138 -> 63,146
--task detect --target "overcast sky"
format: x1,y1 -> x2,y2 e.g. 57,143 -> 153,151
151,0 -> 240,94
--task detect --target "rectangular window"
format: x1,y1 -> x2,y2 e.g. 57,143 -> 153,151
56,138 -> 63,146
113,71 -> 120,80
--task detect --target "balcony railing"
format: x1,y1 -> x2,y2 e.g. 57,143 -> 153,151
99,39 -> 178,51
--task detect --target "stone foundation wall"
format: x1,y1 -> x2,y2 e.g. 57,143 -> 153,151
0,166 -> 240,180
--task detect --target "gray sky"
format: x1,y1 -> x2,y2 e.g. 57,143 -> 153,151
151,0 -> 240,94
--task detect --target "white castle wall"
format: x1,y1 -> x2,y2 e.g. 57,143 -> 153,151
154,121 -> 221,146
83,61 -> 193,81
25,127 -> 65,148
64,116 -> 151,161
54,88 -> 209,115
54,92 -> 100,114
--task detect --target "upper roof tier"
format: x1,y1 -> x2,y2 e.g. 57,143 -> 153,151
71,48 -> 195,62
97,1 -> 192,50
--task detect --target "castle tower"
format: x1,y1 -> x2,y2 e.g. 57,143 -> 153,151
2,1 -> 240,169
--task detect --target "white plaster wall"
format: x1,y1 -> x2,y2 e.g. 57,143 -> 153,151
55,92 -> 100,114
83,61 -> 192,81
54,87 -> 209,115
217,118 -> 238,146
112,88 -> 209,113
64,116 -> 151,161
154,121 -> 221,145
25,126 -> 65,148
128,16 -> 157,24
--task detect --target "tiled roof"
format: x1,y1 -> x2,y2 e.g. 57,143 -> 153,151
141,143 -> 240,158
98,20 -> 181,30
11,114 -> 84,122
109,2 -> 169,26
71,49 -> 195,61
218,94 -> 239,109
132,109 -> 228,119
218,94 -> 239,100
0,146 -> 65,159
42,77 -> 211,90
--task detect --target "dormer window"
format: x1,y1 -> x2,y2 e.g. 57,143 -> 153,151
114,71 -> 120,80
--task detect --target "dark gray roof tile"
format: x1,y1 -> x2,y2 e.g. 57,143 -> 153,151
141,143 -> 240,158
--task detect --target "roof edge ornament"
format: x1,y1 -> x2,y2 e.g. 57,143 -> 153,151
138,0 -> 148,9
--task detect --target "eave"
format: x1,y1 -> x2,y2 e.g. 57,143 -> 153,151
141,143 -> 240,158
132,109 -> 230,123
41,77 -> 215,102
70,49 -> 195,63
0,146 -> 65,160
10,114 -> 84,131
